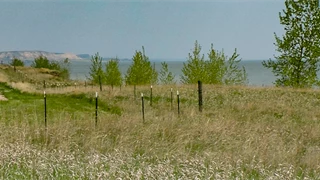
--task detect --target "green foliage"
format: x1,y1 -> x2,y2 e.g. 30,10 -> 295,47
105,58 -> 123,88
205,44 -> 225,84
31,56 -> 70,79
262,0 -> 320,88
223,49 -> 248,85
0,82 -> 122,116
159,61 -> 175,85
181,41 -> 247,85
31,56 -> 50,69
181,41 -> 206,84
125,46 -> 158,85
88,53 -> 104,84
10,58 -> 24,67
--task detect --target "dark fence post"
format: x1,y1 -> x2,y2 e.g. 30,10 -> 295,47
43,80 -> 46,90
150,85 -> 153,107
198,80 -> 203,112
141,93 -> 145,123
177,90 -> 180,115
170,88 -> 173,110
44,91 -> 47,129
95,92 -> 98,127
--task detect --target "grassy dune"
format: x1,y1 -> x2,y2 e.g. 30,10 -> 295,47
1,65 -> 320,179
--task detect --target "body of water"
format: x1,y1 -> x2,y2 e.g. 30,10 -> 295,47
70,59 -> 275,86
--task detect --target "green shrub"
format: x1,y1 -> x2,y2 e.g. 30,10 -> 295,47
31,56 -> 70,79
10,58 -> 24,67
31,55 -> 50,69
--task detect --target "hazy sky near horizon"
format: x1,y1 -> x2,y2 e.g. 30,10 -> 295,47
0,0 -> 284,60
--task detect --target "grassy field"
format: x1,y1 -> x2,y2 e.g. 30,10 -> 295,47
1,65 -> 320,179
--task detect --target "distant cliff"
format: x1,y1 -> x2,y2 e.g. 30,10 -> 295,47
0,51 -> 82,61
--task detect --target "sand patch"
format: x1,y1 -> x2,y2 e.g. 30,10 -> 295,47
0,95 -> 8,101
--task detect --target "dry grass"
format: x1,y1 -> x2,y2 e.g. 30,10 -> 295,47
1,65 -> 320,178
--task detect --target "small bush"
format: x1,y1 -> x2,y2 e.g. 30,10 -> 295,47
31,56 -> 70,79
10,58 -> 24,67
31,55 -> 50,69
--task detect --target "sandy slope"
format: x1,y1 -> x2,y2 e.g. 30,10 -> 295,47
0,95 -> 7,101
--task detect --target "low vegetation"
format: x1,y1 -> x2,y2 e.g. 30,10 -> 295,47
31,56 -> 70,80
10,58 -> 24,67
1,64 -> 320,179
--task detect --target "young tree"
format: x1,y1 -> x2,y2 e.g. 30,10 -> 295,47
262,0 -> 320,88
206,46 -> 247,85
159,61 -> 175,84
223,49 -> 248,85
206,44 -> 226,85
105,58 -> 122,89
88,52 -> 104,84
10,57 -> 24,67
125,46 -> 158,85
181,41 -> 247,85
181,41 -> 207,84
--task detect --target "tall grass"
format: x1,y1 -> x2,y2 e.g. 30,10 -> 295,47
1,65 -> 320,178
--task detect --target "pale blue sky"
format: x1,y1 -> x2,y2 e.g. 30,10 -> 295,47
0,0 -> 284,60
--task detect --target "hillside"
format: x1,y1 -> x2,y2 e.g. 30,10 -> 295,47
0,51 -> 82,61
1,64 -> 320,178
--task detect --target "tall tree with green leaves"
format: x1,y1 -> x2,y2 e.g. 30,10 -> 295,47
181,41 -> 207,84
159,61 -> 175,84
88,52 -> 104,84
125,46 -> 158,85
262,0 -> 320,88
105,58 -> 122,89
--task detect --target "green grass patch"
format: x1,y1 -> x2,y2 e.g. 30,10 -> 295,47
0,82 -> 122,119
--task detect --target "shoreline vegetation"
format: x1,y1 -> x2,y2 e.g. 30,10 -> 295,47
1,64 -> 320,179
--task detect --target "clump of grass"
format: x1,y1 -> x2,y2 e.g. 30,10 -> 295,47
1,142 -> 319,179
